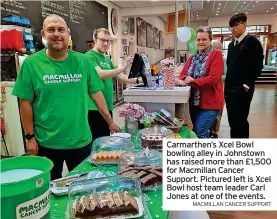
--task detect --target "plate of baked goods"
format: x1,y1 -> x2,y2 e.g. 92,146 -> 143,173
89,136 -> 136,166
118,149 -> 163,191
136,126 -> 173,150
67,176 -> 144,219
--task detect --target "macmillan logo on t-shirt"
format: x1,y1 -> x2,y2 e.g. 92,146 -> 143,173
100,62 -> 111,69
43,74 -> 82,84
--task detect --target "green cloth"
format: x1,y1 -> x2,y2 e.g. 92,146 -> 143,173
12,49 -> 104,149
85,49 -> 115,111
49,126 -> 196,219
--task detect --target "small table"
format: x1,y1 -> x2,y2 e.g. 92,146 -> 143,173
123,86 -> 191,119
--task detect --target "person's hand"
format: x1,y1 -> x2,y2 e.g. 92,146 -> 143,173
26,138 -> 38,155
109,122 -> 121,134
175,79 -> 187,86
243,86 -> 249,92
184,76 -> 194,84
122,56 -> 133,72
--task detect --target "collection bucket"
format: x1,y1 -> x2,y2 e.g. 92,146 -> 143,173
1,156 -> 53,219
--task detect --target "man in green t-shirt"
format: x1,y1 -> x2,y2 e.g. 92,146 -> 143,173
85,28 -> 141,142
12,15 -> 120,180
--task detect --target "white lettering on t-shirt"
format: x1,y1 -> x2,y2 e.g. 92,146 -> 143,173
43,74 -> 82,84
100,62 -> 111,69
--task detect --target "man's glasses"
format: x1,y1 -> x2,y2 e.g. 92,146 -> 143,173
228,22 -> 244,31
96,37 -> 112,44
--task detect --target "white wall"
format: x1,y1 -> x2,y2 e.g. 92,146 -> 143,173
136,16 -> 166,64
208,13 -> 277,32
97,1 -> 166,65
164,20 -> 208,51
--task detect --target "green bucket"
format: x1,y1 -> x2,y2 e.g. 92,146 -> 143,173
1,156 -> 53,219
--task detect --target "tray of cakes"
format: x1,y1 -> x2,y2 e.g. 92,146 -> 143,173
90,136 -> 136,166
67,175 -> 146,219
118,149 -> 163,191
136,126 -> 173,150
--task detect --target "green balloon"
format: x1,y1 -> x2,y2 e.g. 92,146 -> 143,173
188,43 -> 197,53
188,27 -> 196,42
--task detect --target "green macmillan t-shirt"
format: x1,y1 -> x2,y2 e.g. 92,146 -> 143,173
85,50 -> 114,111
12,49 -> 104,150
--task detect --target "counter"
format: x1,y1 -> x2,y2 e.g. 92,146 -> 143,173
123,86 -> 191,119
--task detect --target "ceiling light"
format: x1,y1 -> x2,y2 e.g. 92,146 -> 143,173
207,0 -> 210,2
197,14 -> 199,16
241,6 -> 243,8
244,2 -> 246,4
217,10 -> 219,12
271,7 -> 273,10
256,1 -> 259,3
246,12 -> 248,14
218,7 -> 220,9
219,3 -> 221,5
249,9 -> 251,11
267,11 -> 269,12
236,12 -> 238,14
216,14 -> 218,16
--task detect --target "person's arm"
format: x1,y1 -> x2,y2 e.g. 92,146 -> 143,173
94,56 -> 133,79
19,99 -> 34,134
189,51 -> 224,88
86,59 -> 121,133
243,38 -> 264,89
95,66 -> 124,79
179,55 -> 193,80
222,57 -> 227,81
116,73 -> 141,84
19,99 -> 38,155
12,60 -> 38,155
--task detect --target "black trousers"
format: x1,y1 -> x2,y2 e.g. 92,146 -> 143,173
225,85 -> 254,138
88,110 -> 113,143
38,144 -> 91,180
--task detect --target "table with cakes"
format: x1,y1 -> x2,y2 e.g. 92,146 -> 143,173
49,107 -> 197,219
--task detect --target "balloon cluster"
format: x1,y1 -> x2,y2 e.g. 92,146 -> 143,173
177,27 -> 197,53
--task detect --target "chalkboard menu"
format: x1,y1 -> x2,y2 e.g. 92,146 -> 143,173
1,0 -> 108,52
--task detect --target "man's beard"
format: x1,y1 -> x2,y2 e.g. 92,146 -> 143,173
49,43 -> 67,52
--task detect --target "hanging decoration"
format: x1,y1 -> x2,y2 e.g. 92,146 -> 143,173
188,43 -> 197,53
177,27 -> 196,43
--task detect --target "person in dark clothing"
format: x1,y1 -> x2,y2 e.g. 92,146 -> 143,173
225,13 -> 263,138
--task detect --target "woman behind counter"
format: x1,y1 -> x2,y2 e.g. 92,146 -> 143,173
177,26 -> 224,138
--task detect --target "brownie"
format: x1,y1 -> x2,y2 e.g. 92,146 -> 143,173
134,166 -> 151,171
136,171 -> 148,179
140,174 -> 157,186
149,169 -> 163,182
121,170 -> 138,177
118,166 -> 134,174
151,165 -> 163,172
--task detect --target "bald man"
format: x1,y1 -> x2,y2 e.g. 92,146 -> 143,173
12,14 -> 120,180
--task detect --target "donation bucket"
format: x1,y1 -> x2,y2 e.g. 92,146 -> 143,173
1,156 -> 53,219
